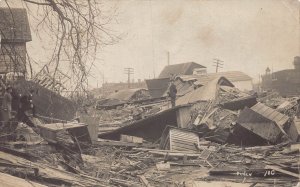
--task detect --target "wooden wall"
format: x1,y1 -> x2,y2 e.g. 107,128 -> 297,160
0,42 -> 26,74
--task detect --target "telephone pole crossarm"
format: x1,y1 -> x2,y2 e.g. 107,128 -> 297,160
124,68 -> 134,88
213,58 -> 224,73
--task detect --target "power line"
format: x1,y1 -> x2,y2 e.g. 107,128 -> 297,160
124,68 -> 134,88
213,58 -> 224,73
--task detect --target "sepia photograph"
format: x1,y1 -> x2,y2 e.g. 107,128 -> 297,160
0,0 -> 299,186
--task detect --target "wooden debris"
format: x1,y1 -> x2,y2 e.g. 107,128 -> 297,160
156,162 -> 170,171
96,139 -> 155,148
160,126 -> 200,152
0,172 -> 47,187
110,178 -> 141,187
121,134 -> 143,144
149,150 -> 202,158
138,175 -> 152,187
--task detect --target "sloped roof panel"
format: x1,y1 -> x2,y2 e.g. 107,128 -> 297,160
107,88 -> 147,101
176,77 -> 234,105
145,78 -> 170,98
159,62 -> 206,78
251,102 -> 289,127
178,71 -> 252,86
0,8 -> 31,42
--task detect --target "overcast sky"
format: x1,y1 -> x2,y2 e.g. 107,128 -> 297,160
1,0 -> 300,88
91,0 -> 299,87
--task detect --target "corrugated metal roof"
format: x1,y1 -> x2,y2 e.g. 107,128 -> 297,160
178,71 -> 252,86
0,8 -> 32,42
159,62 -> 206,78
251,102 -> 289,127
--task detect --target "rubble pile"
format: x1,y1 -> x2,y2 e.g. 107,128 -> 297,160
2,79 -> 300,186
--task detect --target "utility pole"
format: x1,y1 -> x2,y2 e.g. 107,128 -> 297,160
213,58 -> 224,73
167,51 -> 170,66
124,68 -> 134,88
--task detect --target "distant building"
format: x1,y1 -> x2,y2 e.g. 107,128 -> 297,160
91,80 -> 147,99
0,8 -> 31,77
262,56 -> 300,96
159,62 -> 207,78
178,71 -> 253,91
146,71 -> 253,99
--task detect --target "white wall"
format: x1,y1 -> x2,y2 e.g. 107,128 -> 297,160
232,80 -> 253,91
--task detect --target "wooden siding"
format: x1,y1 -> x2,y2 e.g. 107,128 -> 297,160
0,42 -> 26,73
169,128 -> 199,151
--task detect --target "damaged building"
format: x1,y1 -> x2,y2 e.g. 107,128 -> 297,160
0,8 -> 31,77
0,4 -> 300,187
262,56 -> 300,97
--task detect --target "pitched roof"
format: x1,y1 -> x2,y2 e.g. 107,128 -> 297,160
178,71 -> 252,86
107,88 -> 147,101
145,78 -> 170,98
0,8 -> 31,42
176,77 -> 234,105
158,62 -> 206,78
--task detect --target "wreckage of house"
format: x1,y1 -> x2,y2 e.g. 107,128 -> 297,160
1,6 -> 300,187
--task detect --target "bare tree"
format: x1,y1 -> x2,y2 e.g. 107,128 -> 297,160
1,0 -> 119,93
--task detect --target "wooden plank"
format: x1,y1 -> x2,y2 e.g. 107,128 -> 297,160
169,128 -> 199,151
0,172 -> 47,187
171,143 -> 198,150
96,139 -> 156,148
171,139 -> 199,146
149,151 -> 201,157
171,132 -> 199,140
138,175 -> 152,187
0,151 -> 107,186
120,134 -> 143,144
110,178 -> 140,187
133,148 -> 199,154
38,122 -> 87,132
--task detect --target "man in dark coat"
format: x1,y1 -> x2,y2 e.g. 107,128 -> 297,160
2,86 -> 13,122
168,80 -> 177,108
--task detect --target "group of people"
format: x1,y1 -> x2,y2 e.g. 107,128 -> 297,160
1,85 -> 36,126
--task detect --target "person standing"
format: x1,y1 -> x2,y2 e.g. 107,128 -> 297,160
2,86 -> 13,123
168,80 -> 177,108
